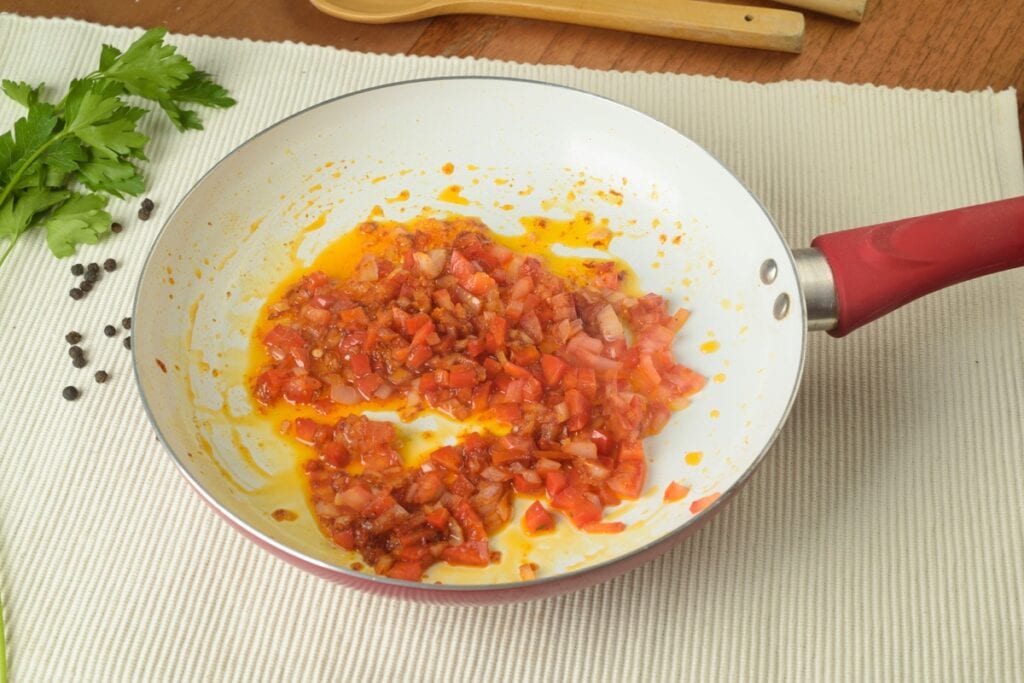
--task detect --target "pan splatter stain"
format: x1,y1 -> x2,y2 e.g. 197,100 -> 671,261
386,189 -> 410,203
596,189 -> 624,206
441,162 -> 454,175
684,451 -> 703,466
713,373 -> 726,383
438,185 -> 470,205
700,340 -> 720,354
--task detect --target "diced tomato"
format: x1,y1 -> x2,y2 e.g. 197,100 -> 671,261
386,561 -> 425,581
485,317 -> 507,352
564,388 -> 589,432
355,373 -> 384,399
464,271 -> 497,295
511,345 -> 540,366
320,441 -> 349,467
293,417 -> 320,445
425,507 -> 451,531
282,375 -> 321,403
492,403 -> 521,423
430,446 -> 462,470
551,486 -> 603,528
252,216 -> 710,582
254,367 -> 289,405
448,364 -> 477,388
449,498 -> 488,543
331,529 -> 356,550
689,492 -> 721,515
338,306 -> 369,326
410,319 -> 435,347
513,473 -> 544,495
544,470 -> 568,497
523,501 -> 555,534
607,442 -> 646,499
540,354 -> 568,386
349,353 -> 372,377
406,344 -> 433,370
442,542 -> 490,567
263,324 -> 305,354
664,481 -> 689,502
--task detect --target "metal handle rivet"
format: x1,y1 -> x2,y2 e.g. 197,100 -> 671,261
759,259 -> 777,284
773,292 -> 790,320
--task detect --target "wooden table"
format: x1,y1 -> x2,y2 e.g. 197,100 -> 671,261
10,1 -> 1024,142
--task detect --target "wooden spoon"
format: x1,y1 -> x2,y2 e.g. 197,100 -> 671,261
310,0 -> 806,53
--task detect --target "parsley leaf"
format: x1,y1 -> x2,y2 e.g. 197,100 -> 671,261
0,27 -> 235,269
44,192 -> 111,257
1,80 -> 45,109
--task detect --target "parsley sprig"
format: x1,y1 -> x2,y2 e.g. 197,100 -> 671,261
0,27 -> 235,269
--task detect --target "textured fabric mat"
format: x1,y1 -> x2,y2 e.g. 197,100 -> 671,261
1,12 -> 1022,682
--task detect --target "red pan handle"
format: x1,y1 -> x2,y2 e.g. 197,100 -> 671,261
811,196 -> 1024,337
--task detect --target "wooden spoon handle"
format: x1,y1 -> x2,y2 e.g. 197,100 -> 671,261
774,0 -> 866,22
512,0 -> 805,52
312,0 -> 806,53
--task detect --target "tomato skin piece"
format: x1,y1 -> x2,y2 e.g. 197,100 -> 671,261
582,521 -> 625,534
523,501 -> 555,534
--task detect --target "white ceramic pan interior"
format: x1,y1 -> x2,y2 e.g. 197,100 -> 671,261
135,78 -> 805,586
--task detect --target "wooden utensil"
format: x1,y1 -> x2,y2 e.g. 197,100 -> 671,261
310,0 -> 806,53
774,0 -> 866,22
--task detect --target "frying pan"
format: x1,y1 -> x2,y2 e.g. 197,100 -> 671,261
134,78 -> 1024,603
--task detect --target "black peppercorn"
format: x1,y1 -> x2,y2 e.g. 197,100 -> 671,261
103,258 -> 117,272
65,331 -> 82,344
103,325 -> 117,337
94,371 -> 109,383
111,222 -> 123,234
123,336 -> 132,350
72,356 -> 87,369
86,262 -> 100,274
71,263 -> 84,276
84,269 -> 99,283
70,288 -> 84,300
62,386 -> 80,401
69,345 -> 84,358
79,280 -> 93,292
122,317 -> 132,330
141,198 -> 154,212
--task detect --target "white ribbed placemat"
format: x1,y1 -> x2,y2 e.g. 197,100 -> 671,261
1,12 -> 1022,682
